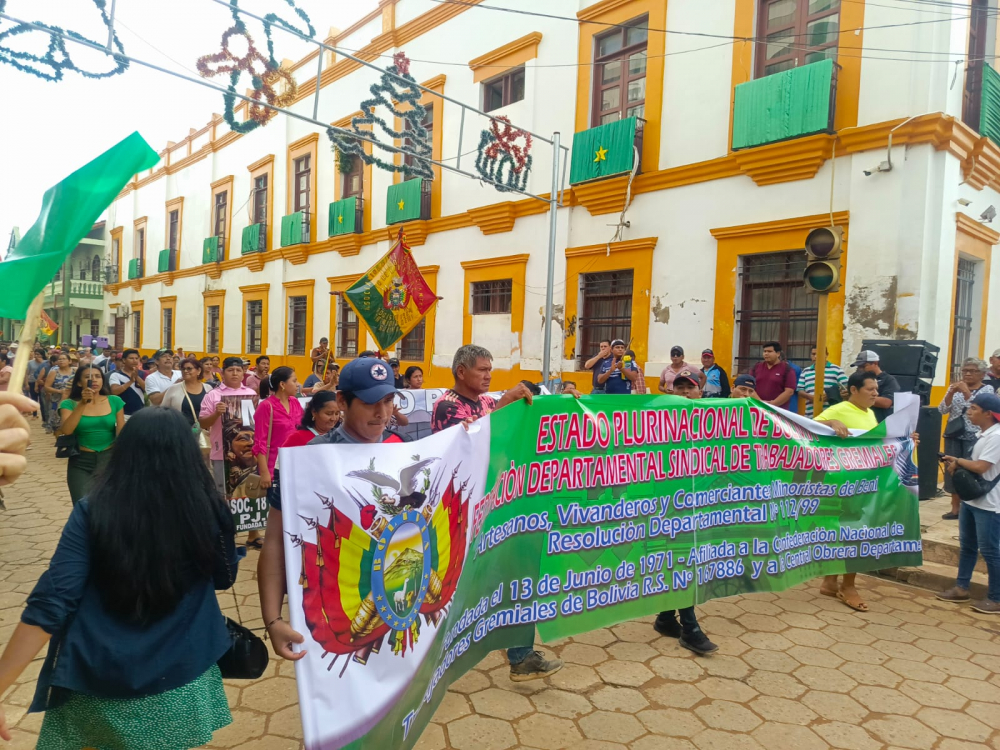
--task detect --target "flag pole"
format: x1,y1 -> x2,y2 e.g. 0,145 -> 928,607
7,292 -> 44,396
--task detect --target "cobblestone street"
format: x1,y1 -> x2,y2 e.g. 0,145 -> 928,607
3,421 -> 1000,750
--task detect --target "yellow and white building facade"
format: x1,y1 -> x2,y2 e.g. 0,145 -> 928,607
103,0 -> 1000,400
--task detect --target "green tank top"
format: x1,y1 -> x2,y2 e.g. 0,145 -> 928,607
60,396 -> 124,452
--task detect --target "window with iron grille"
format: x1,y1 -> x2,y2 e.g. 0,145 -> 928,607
404,104 -> 434,171
287,295 -> 308,356
253,174 -> 268,226
135,228 -> 145,262
951,258 -> 978,380
483,67 -> 526,112
963,0 -> 991,130
337,295 -> 359,358
246,299 -> 263,354
294,155 -> 311,212
162,308 -> 173,350
112,238 -> 120,281
577,271 -> 633,366
734,251 -> 818,375
214,191 -> 228,240
592,17 -> 647,126
207,305 -> 220,353
343,153 -> 363,199
132,310 -> 141,349
471,280 -> 513,315
398,319 -> 425,361
90,319 -> 100,337
755,0 -> 840,78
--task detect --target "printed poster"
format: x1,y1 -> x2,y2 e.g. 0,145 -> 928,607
221,395 -> 266,532
279,395 -> 922,749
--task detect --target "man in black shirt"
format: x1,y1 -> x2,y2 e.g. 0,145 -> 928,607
986,348 -> 1000,392
852,350 -> 899,423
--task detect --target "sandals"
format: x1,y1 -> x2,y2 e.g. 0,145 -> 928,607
246,538 -> 264,550
837,589 -> 869,612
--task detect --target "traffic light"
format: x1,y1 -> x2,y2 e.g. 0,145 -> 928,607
803,225 -> 843,294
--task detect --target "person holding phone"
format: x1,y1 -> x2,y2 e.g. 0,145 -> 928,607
59,367 -> 125,505
597,339 -> 640,394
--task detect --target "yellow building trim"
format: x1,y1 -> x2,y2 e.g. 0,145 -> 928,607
729,0 -> 865,152
202,289 -> 226,355
165,197 -> 184,274
286,133 -> 320,246
574,0 -> 665,172
282,279 -> 316,374
460,254 -> 529,357
158,295 -> 177,350
109,226 -> 124,284
248,155 -> 275,254
332,110 -> 374,234
710,212 -> 850,375
469,32 -> 543,83
210,175 -> 234,261
240,283 -> 270,357
394,75 -> 447,220
563,238 -> 655,379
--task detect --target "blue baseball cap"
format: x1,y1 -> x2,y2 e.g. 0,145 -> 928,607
338,357 -> 398,403
734,374 -> 756,388
972,391 -> 1000,421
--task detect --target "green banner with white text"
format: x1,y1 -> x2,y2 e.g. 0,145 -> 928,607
280,395 -> 922,750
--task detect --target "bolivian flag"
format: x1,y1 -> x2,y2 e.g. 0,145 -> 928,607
343,230 -> 436,351
40,310 -> 58,337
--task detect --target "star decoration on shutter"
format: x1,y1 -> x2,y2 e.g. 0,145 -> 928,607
338,214 -> 344,224
397,199 -> 406,211
594,146 -> 608,163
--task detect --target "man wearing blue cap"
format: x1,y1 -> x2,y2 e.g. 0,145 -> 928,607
938,390 -> 1000,614
257,356 -> 409,662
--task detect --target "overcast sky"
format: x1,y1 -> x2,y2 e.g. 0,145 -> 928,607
0,0 -> 378,256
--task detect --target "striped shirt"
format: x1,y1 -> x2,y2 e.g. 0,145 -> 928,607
797,361 -> 848,418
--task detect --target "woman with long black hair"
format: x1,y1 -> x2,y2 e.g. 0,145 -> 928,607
59,366 -> 125,505
0,408 -> 242,748
281,390 -> 341,448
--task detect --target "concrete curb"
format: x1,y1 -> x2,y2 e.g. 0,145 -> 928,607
874,561 -> 989,600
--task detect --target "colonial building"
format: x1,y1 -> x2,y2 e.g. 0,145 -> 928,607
102,0 -> 1000,401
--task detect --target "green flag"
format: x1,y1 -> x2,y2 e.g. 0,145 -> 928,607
0,132 -> 159,318
329,196 -> 357,236
386,178 -> 423,224
569,117 -> 638,185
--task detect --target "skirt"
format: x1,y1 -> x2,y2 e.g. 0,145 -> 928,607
943,436 -> 976,493
36,664 -> 231,750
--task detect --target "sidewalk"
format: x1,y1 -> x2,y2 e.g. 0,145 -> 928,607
2,421 -> 1000,750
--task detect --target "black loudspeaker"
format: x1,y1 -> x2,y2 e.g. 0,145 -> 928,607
860,340 -> 940,379
893,376 -> 932,406
916,406 -> 943,500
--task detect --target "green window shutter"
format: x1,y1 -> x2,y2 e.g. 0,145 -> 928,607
329,197 -> 357,236
241,223 -> 262,255
157,249 -> 170,273
202,236 -> 219,264
732,59 -> 834,150
127,258 -> 138,280
569,117 -> 637,185
386,179 -> 423,224
281,212 -> 304,247
980,64 -> 1000,145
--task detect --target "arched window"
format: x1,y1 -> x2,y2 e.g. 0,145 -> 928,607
92,255 -> 101,282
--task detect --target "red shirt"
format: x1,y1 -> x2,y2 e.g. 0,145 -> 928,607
283,428 -> 320,448
750,361 -> 797,402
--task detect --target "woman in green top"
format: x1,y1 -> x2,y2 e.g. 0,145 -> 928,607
59,366 -> 125,505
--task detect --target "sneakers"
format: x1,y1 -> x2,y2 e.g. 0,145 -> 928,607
936,586 -> 971,602
971,599 -> 1000,614
680,631 -> 719,656
653,615 -> 682,639
509,651 -> 563,682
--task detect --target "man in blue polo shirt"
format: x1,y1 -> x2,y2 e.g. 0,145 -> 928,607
109,349 -> 146,419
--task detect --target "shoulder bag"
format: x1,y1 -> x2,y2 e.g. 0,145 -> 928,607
953,467 -> 1000,502
55,433 -> 79,459
183,388 -> 212,459
944,387 -> 985,440
216,531 -> 269,679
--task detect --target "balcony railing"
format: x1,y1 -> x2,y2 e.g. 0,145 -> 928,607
241,223 -> 267,255
732,59 -> 838,150
329,196 -> 364,236
280,211 -> 311,247
569,116 -> 645,185
68,279 -> 103,298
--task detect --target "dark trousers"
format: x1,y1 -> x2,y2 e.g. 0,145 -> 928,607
957,502 -> 1000,602
66,450 -> 111,505
658,606 -> 703,636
